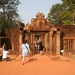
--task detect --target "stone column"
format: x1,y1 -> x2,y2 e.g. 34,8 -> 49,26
11,38 -> 14,51
30,32 -> 33,49
0,31 -> 2,47
30,32 -> 34,55
33,33 -> 35,55
19,30 -> 23,54
0,38 -> 1,47
56,31 -> 61,55
45,33 -> 47,51
45,33 -> 49,51
74,39 -> 75,50
25,34 -> 28,40
49,31 -> 53,55
28,32 -> 31,44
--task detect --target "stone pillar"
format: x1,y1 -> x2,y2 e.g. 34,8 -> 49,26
56,31 -> 61,55
45,33 -> 47,51
30,32 -> 33,49
11,38 -> 14,51
28,32 -> 31,44
74,39 -> 75,50
33,33 -> 35,54
19,30 -> 23,54
25,34 -> 28,40
30,32 -> 34,55
45,33 -> 49,51
49,31 -> 53,55
0,38 -> 1,47
0,30 -> 2,47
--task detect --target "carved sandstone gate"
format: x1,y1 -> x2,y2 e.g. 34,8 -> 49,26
23,28 -> 61,55
30,31 -> 49,55
0,12 -> 61,56
23,12 -> 61,55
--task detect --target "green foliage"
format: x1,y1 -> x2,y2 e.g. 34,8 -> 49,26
48,0 -> 75,25
0,16 -> 8,30
0,16 -> 8,36
62,20 -> 73,25
0,0 -> 20,29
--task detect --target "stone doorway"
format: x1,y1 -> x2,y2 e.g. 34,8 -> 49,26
33,33 -> 45,54
23,12 -> 61,55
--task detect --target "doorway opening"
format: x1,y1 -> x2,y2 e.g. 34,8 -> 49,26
34,34 -> 41,54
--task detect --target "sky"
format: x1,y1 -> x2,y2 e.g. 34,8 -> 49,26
18,0 -> 62,24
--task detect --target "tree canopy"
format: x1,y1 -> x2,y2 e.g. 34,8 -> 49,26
48,0 -> 75,25
0,0 -> 20,31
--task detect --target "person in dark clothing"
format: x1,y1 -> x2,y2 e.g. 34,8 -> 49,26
38,41 -> 44,55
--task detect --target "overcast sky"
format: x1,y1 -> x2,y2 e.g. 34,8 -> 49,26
18,0 -> 62,24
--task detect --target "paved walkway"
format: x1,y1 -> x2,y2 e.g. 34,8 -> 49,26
0,54 -> 75,75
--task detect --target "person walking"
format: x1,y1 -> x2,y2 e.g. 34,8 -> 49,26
38,41 -> 44,55
21,40 -> 30,65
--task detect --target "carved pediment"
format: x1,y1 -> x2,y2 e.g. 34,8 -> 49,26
23,12 -> 50,31
36,12 -> 44,20
30,12 -> 50,31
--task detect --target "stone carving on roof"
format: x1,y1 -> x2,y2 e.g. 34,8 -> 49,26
18,22 -> 24,30
23,12 -> 50,31
30,12 -> 50,31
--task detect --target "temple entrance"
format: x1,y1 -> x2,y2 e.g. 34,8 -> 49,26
33,33 -> 45,54
23,12 -> 61,55
34,34 -> 40,54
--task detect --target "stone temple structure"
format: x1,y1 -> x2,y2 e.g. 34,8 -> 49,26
0,12 -> 75,56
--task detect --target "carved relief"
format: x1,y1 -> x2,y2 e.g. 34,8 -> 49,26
36,12 -> 44,20
36,20 -> 45,28
26,12 -> 50,31
24,23 -> 30,31
45,18 -> 50,26
31,18 -> 36,26
51,24 -> 57,31
18,22 -> 24,30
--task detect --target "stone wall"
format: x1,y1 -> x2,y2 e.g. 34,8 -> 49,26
56,24 -> 75,37
56,24 -> 75,56
5,28 -> 19,54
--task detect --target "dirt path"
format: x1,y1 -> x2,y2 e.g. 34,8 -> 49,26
0,54 -> 75,75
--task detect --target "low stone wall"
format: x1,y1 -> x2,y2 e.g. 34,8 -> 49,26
64,50 -> 75,57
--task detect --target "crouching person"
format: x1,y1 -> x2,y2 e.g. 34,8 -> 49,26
2,43 -> 10,61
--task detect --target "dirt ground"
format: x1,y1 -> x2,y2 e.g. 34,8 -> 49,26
0,54 -> 75,75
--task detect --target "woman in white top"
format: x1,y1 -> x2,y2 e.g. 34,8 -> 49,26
2,43 -> 9,61
21,40 -> 30,65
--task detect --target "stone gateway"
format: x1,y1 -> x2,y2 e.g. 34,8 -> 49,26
0,12 -> 75,56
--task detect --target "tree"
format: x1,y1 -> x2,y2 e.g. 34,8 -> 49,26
48,4 -> 63,24
0,0 -> 20,30
0,16 -> 8,35
48,0 -> 75,25
0,0 -> 20,36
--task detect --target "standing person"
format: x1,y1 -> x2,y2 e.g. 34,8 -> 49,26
21,40 -> 30,65
2,43 -> 9,61
38,41 -> 44,55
